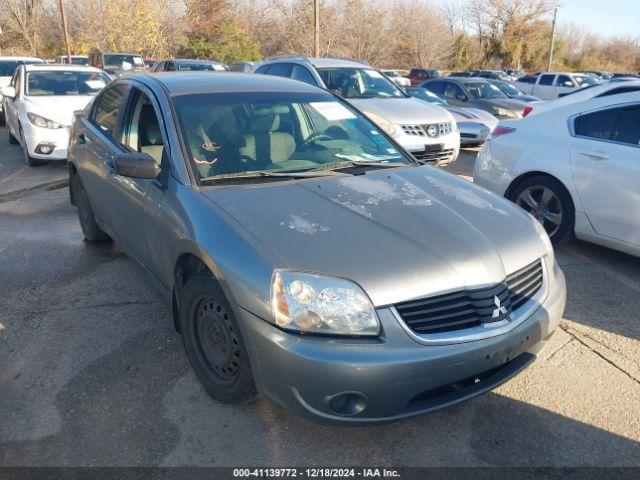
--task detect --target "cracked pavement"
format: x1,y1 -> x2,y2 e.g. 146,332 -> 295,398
0,132 -> 639,466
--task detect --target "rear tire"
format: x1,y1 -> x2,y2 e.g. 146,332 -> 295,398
508,175 -> 574,244
179,272 -> 256,405
19,126 -> 44,167
71,174 -> 110,242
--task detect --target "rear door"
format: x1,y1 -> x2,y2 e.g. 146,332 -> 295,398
570,103 -> 640,246
534,74 -> 557,100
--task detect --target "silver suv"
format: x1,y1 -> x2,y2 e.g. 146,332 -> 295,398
257,57 -> 460,165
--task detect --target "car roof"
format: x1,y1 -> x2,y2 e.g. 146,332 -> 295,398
166,59 -> 223,64
262,57 -> 369,69
0,56 -> 44,62
23,64 -> 105,73
139,72 -> 324,96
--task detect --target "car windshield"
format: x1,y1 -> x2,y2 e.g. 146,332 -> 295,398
574,75 -> 599,87
383,71 -> 399,77
495,82 -> 521,96
173,91 -> 411,183
0,60 -> 43,76
104,54 -> 144,69
177,63 -> 220,71
464,82 -> 508,99
317,68 -> 405,99
406,88 -> 448,106
26,71 -> 111,96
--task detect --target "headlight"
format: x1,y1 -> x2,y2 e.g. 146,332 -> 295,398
271,271 -> 380,336
492,107 -> 517,118
364,111 -> 397,137
27,112 -> 64,129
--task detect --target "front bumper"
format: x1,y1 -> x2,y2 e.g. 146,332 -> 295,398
21,122 -> 70,160
395,131 -> 460,166
240,262 -> 566,424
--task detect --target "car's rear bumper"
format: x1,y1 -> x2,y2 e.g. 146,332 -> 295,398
240,263 -> 565,425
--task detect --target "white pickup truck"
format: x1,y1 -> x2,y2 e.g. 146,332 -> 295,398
514,72 -> 599,100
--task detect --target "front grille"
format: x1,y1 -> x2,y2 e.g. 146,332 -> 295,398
411,145 -> 455,164
395,260 -> 543,335
401,122 -> 453,138
461,133 -> 478,139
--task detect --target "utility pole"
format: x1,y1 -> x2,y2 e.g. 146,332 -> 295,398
547,2 -> 559,72
58,0 -> 72,64
313,0 -> 319,57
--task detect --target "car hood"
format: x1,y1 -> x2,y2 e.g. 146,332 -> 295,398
24,96 -> 94,126
349,97 -> 453,124
201,167 -> 547,306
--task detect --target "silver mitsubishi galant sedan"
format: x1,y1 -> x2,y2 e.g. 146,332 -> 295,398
68,72 -> 566,424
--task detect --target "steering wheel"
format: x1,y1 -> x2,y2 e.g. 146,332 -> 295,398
301,133 -> 335,149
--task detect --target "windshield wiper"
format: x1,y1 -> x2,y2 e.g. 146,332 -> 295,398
200,169 -> 344,182
310,160 -> 408,172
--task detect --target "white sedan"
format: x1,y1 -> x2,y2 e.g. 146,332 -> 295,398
474,91 -> 640,256
1,64 -> 110,166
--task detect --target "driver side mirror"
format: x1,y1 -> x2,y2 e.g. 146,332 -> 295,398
456,93 -> 468,102
114,152 -> 160,179
0,86 -> 16,100
564,81 -> 574,87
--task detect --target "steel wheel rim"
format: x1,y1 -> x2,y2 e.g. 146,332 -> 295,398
516,186 -> 563,237
193,295 -> 240,384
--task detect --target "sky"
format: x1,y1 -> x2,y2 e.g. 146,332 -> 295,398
555,0 -> 639,39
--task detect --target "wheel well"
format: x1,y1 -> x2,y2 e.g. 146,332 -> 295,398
505,171 -> 571,206
172,253 -> 212,332
68,163 -> 78,205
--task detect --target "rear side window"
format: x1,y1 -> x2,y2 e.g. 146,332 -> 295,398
290,65 -> 317,86
266,63 -> 291,77
538,74 -> 555,86
574,107 -> 621,142
92,84 -> 127,138
612,107 -> 640,145
597,86 -> 640,98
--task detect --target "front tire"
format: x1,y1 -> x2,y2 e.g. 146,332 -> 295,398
19,126 -> 44,167
508,175 -> 574,244
8,125 -> 19,145
179,272 -> 256,404
71,174 -> 110,242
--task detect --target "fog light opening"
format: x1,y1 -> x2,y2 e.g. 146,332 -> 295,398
328,391 -> 368,416
35,142 -> 56,155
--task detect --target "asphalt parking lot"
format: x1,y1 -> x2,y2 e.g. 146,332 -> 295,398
1,127 -> 639,467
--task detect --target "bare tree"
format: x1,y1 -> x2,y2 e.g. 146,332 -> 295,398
0,0 -> 44,55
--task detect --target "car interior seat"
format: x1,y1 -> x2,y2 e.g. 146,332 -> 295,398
139,104 -> 164,164
240,106 -> 295,167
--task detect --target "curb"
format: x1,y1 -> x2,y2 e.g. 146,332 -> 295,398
0,177 -> 69,203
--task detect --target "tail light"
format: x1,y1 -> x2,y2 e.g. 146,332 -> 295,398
523,106 -> 533,117
488,126 -> 517,140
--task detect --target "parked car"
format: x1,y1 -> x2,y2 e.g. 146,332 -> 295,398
0,56 -> 45,122
489,79 -> 539,102
54,55 -> 89,66
381,69 -> 411,87
513,72 -> 599,100
408,68 -> 442,85
256,57 -> 460,165
448,71 -> 474,77
471,70 -> 512,82
474,91 -> 640,255
422,77 -> 527,119
67,71 -> 565,424
229,61 -> 260,73
153,59 -> 227,72
88,50 -> 146,77
522,80 -> 640,117
575,71 -> 613,81
405,87 -> 498,146
0,65 -> 110,166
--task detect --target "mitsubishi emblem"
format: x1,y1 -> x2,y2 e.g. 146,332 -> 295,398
492,295 -> 508,318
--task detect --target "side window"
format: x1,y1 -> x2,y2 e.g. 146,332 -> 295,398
166,62 -> 176,72
574,107 -> 621,141
538,74 -> 555,86
290,65 -> 317,86
255,65 -> 270,75
120,89 -> 166,166
267,63 -> 291,77
444,83 -> 464,99
612,107 -> 640,146
425,81 -> 445,95
92,84 -> 128,138
556,75 -> 573,87
154,62 -> 164,72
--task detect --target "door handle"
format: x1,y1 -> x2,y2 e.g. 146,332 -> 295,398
579,151 -> 610,161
